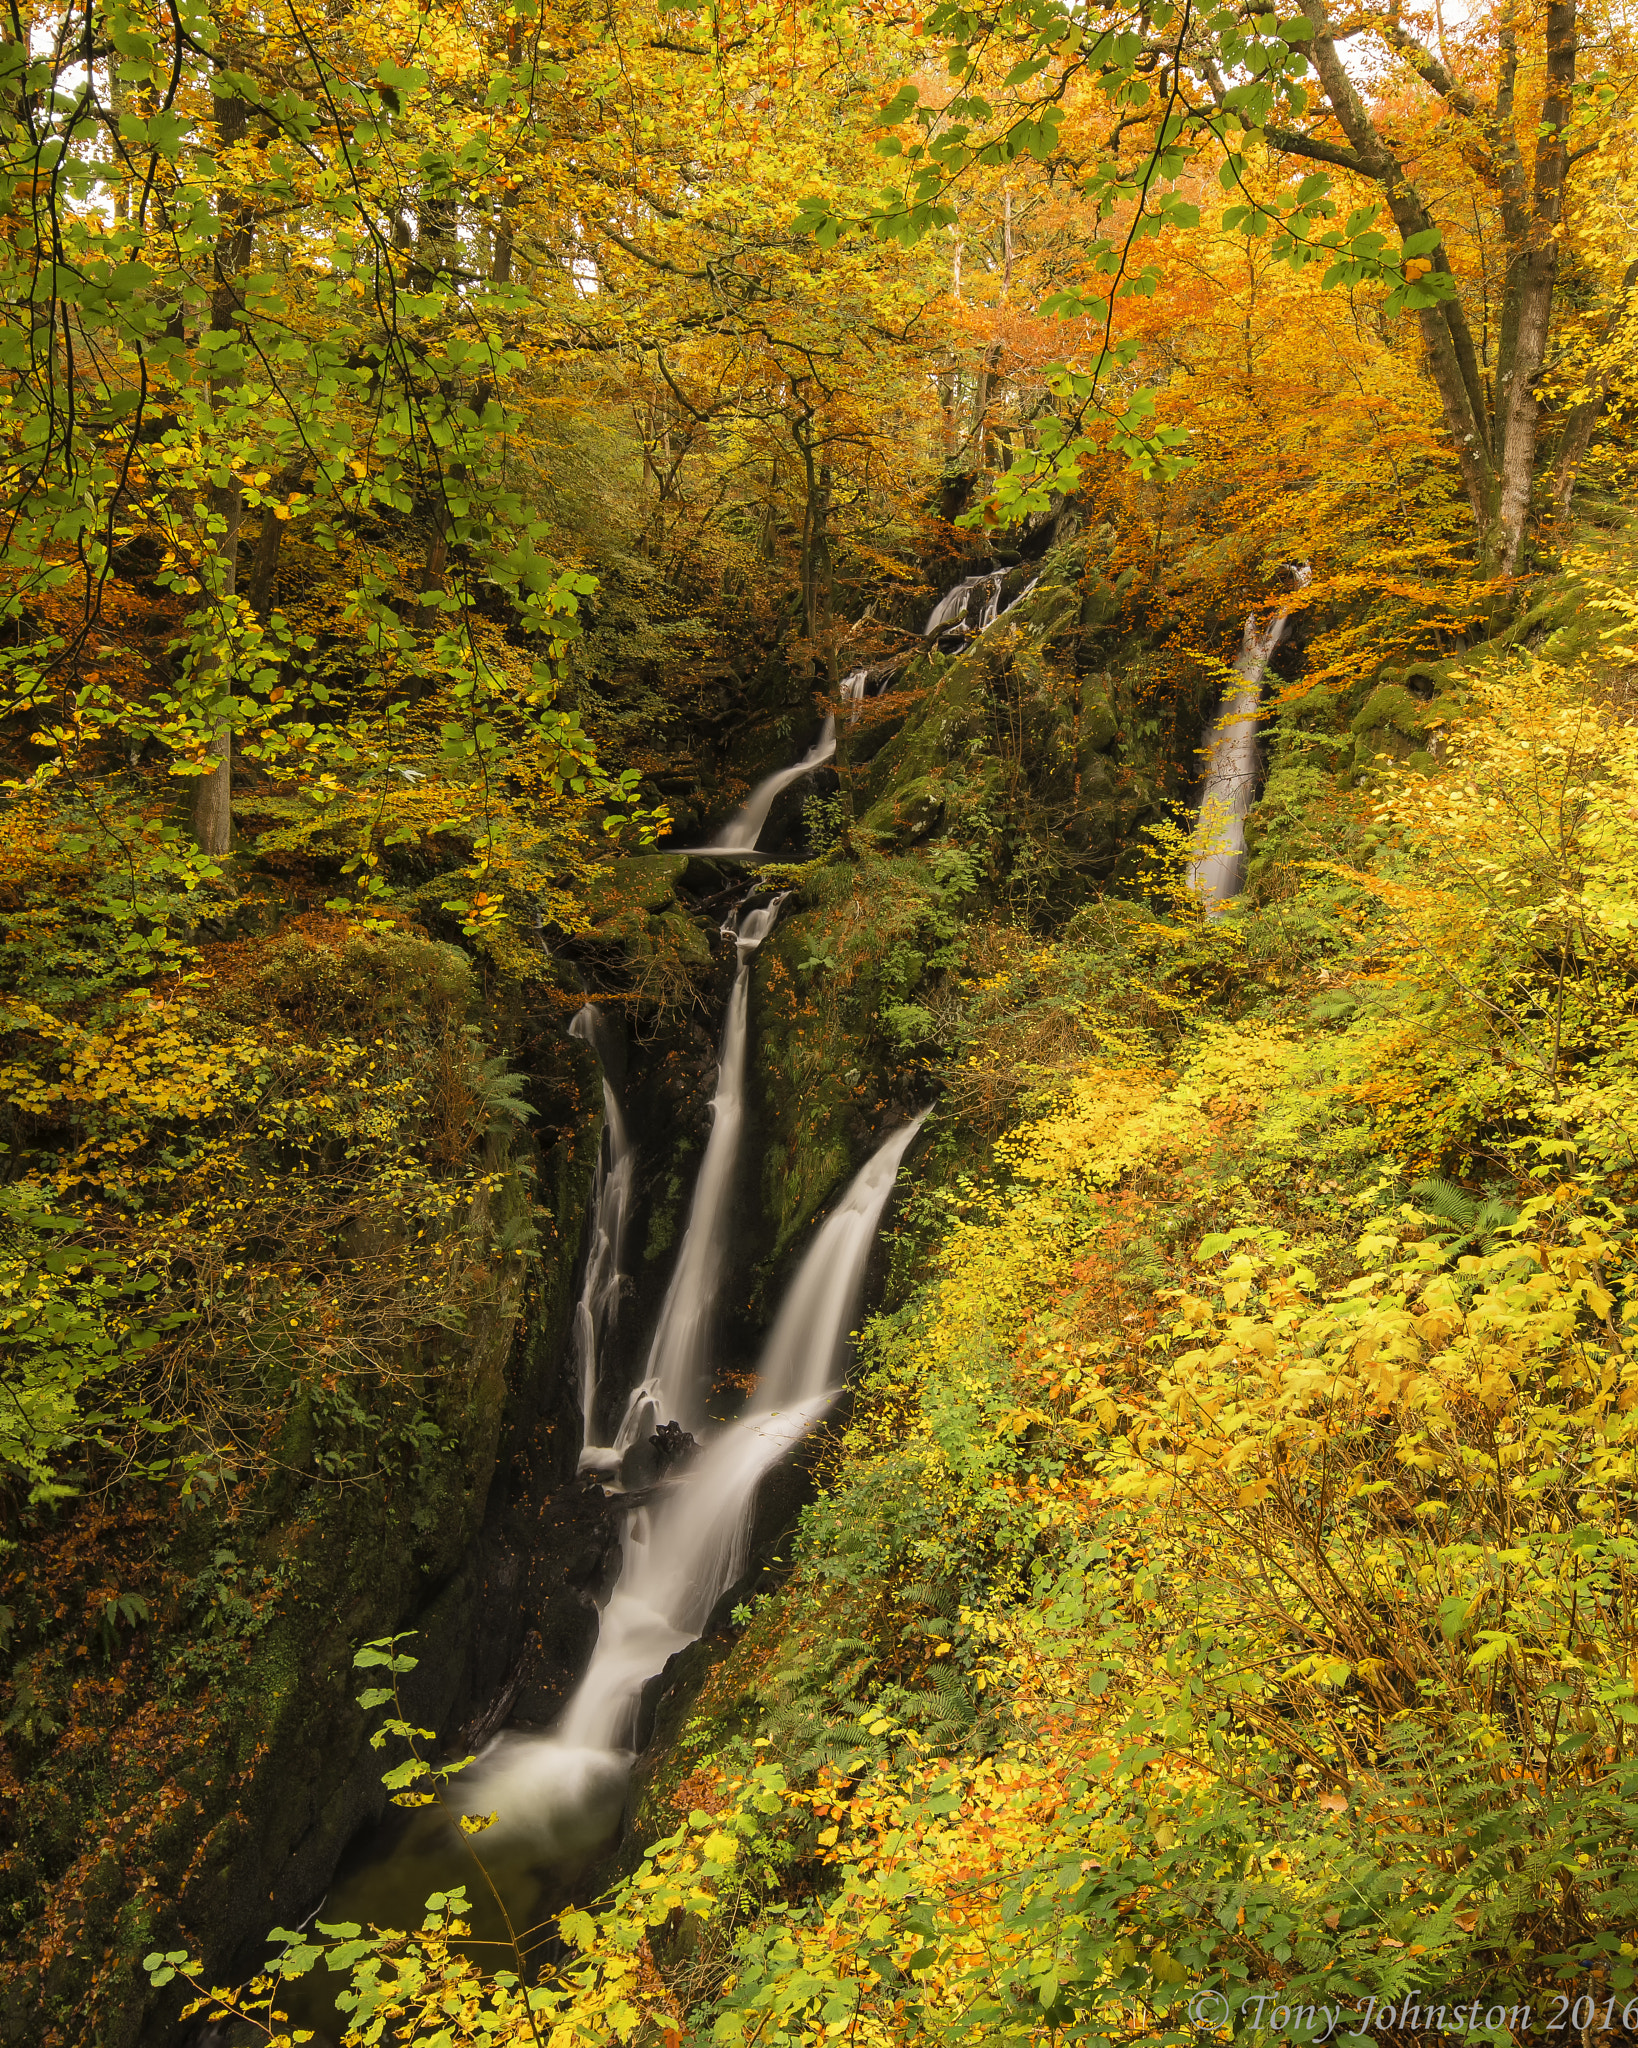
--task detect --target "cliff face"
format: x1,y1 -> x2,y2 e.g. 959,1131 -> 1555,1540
0,935 -> 600,2048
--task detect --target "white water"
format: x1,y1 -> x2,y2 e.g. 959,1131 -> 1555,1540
922,568 -> 1006,638
606,897 -> 787,1457
692,717 -> 836,855
453,1111 -> 926,1855
839,667 -> 869,727
1188,567 -> 1311,915
567,1008 -> 635,1454
311,944 -> 922,2002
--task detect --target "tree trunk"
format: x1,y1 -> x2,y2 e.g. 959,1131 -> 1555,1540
793,411 -> 832,654
1291,0 -> 1579,576
193,75 -> 252,857
192,485 -> 240,857
973,339 -> 1003,467
1548,258 -> 1638,520
1492,0 -> 1575,573
1494,245 -> 1557,574
244,462 -> 304,622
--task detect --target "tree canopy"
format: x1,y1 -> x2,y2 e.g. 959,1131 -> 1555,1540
1,0 -> 1636,2038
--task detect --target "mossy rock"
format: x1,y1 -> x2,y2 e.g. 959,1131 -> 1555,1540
1425,692 -> 1469,727
1278,683 -> 1343,731
1078,677 -> 1119,753
859,773 -> 946,848
1350,682 -> 1431,739
749,856 -> 936,1267
1398,660 -> 1454,696
1488,589 -> 1584,651
237,933 -> 476,1036
583,852 -> 690,924
581,855 -> 713,1009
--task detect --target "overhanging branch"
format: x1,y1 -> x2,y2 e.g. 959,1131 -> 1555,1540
1264,126 -> 1367,173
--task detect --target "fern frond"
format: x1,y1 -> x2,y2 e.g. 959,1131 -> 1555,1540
1410,1176 -> 1477,1226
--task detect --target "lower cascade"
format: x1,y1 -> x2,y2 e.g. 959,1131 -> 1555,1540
312,907 -> 924,1993
555,1110 -> 924,1756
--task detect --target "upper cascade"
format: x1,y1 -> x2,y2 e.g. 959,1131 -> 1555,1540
1187,564 -> 1312,915
922,568 -> 1006,639
920,566 -> 1041,641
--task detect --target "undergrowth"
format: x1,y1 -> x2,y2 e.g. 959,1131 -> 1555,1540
152,547 -> 1638,2039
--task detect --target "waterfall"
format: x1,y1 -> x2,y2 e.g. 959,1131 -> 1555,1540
559,1111 -> 926,1750
922,567 -> 1005,638
839,668 -> 868,728
694,717 -> 836,855
1187,567 -> 1311,915
567,1007 -> 635,1455
452,1111 -> 926,1852
605,897 -> 787,1459
314,926 -> 926,1980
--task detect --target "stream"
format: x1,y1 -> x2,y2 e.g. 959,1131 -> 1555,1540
282,559 -> 1284,2036
289,726 -> 925,2035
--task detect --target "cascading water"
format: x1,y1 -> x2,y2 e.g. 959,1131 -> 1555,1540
692,716 -> 836,855
600,897 -> 787,1464
549,1109 -> 927,1755
839,570 -> 1037,729
566,1006 -> 635,1452
305,941 -> 925,2010
1187,566 -> 1312,915
443,1114 -> 926,1875
922,567 -> 1006,638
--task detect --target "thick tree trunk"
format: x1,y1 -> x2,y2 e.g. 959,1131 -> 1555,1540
1495,246 -> 1557,574
1295,0 -> 1499,550
1292,0 -> 1578,576
1493,0 -> 1575,572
